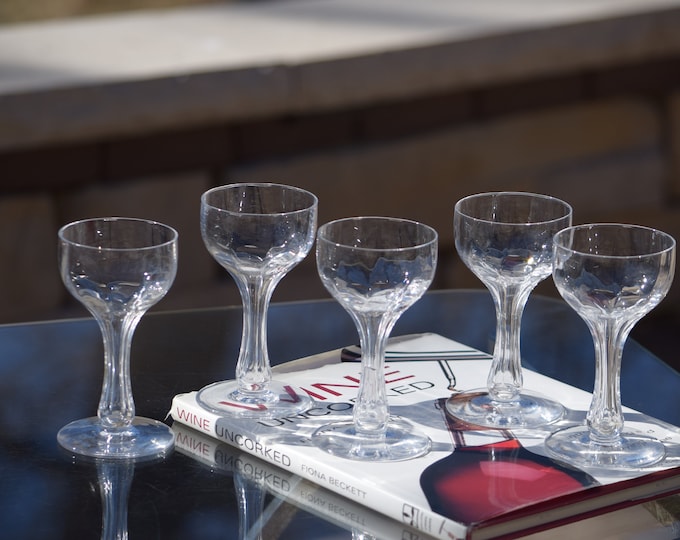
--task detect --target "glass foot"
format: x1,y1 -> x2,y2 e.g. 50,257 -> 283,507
445,389 -> 565,429
57,416 -> 175,459
312,419 -> 431,461
546,425 -> 666,469
197,379 -> 313,418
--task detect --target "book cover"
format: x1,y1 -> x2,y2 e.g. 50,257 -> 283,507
173,422 -> 439,540
170,333 -> 680,540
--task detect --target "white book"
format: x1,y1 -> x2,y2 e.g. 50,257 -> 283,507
174,422 -> 437,540
170,333 -> 680,540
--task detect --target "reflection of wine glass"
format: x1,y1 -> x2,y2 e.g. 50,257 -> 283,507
546,224 -> 676,469
446,192 -> 572,429
312,217 -> 438,461
57,218 -> 177,459
196,183 -> 318,417
233,460 -> 267,540
97,459 -> 134,540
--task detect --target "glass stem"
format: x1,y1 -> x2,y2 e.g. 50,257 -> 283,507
235,275 -> 278,394
488,284 -> 531,402
98,460 -> 133,540
586,318 -> 633,445
353,313 -> 394,436
235,472 -> 266,540
97,315 -> 140,430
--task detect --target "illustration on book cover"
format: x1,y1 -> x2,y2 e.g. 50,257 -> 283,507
171,334 -> 680,539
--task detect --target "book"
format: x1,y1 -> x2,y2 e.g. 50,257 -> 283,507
173,422 -> 439,540
174,420 -> 680,540
170,333 -> 680,540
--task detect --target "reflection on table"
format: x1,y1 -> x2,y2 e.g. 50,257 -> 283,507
0,289 -> 679,539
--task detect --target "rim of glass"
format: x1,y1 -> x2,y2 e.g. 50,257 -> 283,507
553,223 -> 677,259
455,191 -> 572,226
201,182 -> 318,216
58,217 -> 178,251
317,216 -> 438,252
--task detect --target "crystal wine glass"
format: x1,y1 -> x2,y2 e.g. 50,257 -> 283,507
546,224 -> 675,469
196,183 -> 318,417
446,192 -> 572,428
312,216 -> 438,461
57,217 -> 178,459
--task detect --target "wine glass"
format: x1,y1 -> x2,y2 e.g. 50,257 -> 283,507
312,216 -> 438,461
196,183 -> 318,417
446,192 -> 572,429
57,217 -> 178,459
546,224 -> 675,469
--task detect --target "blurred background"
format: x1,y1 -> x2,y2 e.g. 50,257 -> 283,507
0,0 -> 221,24
0,0 -> 679,364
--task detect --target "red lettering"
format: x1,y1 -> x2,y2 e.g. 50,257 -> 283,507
279,385 -> 302,403
300,377 -> 361,401
217,401 -> 267,411
297,369 -> 414,401
175,407 -> 211,432
385,367 -> 415,384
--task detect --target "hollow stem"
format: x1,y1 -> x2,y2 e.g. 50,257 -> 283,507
585,317 -> 635,445
234,274 -> 279,394
97,314 -> 141,430
98,460 -> 133,540
487,283 -> 532,402
352,312 -> 397,436
235,471 -> 266,540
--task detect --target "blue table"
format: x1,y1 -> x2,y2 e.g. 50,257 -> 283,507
0,289 -> 677,539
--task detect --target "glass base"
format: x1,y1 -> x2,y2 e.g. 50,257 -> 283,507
197,379 -> 313,418
445,389 -> 565,429
311,419 -> 431,462
545,425 -> 666,470
57,416 -> 175,460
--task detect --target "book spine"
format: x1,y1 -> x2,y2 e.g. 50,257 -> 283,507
170,393 -> 464,540
173,424 -> 435,540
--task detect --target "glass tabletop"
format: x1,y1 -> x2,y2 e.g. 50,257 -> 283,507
1,289 -> 678,539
